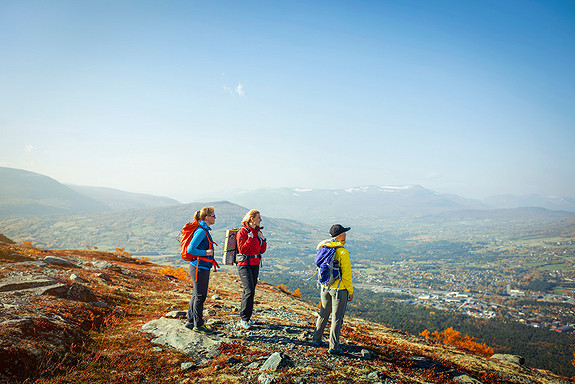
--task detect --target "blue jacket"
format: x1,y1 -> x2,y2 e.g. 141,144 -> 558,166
187,220 -> 215,270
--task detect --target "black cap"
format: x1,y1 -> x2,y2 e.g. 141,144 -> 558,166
330,224 -> 351,237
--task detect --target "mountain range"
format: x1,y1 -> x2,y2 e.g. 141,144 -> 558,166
67,184 -> 180,211
485,193 -> 575,212
0,167 -> 180,218
202,185 -> 492,224
1,167 -> 574,267
0,167 -> 110,216
2,167 -> 575,222
202,185 -> 575,223
0,200 -> 324,267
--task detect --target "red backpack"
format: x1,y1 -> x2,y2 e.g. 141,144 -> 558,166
180,221 -> 219,280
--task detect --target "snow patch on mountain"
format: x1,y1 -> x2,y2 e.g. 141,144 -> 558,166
344,185 -> 416,193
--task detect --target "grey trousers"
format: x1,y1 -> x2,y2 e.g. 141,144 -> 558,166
312,287 -> 349,350
187,267 -> 211,327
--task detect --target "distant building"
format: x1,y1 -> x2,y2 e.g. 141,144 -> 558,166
509,289 -> 525,297
552,325 -> 574,333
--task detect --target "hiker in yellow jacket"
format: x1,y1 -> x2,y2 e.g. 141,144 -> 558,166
312,224 -> 354,355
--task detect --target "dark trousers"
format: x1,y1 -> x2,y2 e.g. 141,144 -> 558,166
187,267 -> 211,327
238,264 -> 260,321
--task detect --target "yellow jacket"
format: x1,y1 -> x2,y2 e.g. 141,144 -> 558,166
317,239 -> 353,295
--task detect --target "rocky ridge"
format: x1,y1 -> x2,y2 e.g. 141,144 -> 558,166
0,238 -> 571,384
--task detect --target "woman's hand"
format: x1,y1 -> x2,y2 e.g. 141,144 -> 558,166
206,249 -> 214,257
258,230 -> 264,239
348,293 -> 354,302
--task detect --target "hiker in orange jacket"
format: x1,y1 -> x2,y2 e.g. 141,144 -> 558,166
236,209 -> 267,329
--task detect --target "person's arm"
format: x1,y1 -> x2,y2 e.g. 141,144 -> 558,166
338,248 -> 353,296
237,227 -> 260,255
187,228 -> 211,256
259,230 -> 267,254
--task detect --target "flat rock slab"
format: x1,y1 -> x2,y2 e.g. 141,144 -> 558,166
140,317 -> 223,365
491,354 -> 525,365
43,256 -> 78,268
0,275 -> 67,297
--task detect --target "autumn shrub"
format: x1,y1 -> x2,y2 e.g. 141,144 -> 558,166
114,247 -> 132,258
43,301 -> 122,331
420,327 -> 494,357
277,284 -> 302,298
158,266 -> 190,281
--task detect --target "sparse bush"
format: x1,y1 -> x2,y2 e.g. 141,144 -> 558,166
158,266 -> 189,281
114,247 -> 132,258
420,327 -> 494,357
277,284 -> 302,298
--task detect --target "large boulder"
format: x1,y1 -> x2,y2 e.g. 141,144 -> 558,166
140,317 -> 223,365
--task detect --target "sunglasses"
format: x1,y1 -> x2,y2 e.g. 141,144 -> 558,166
209,214 -> 216,218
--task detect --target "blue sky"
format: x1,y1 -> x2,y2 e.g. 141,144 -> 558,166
1,0 -> 574,202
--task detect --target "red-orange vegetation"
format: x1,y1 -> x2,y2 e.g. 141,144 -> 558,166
158,266 -> 190,281
43,300 -> 123,331
219,342 -> 261,356
277,284 -> 302,298
341,326 -> 381,346
420,327 -> 494,357
114,247 -> 132,258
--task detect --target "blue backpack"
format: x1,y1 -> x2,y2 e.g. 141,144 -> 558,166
314,246 -> 341,288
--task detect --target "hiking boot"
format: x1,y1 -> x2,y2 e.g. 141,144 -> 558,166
193,324 -> 214,335
184,321 -> 194,330
328,348 -> 343,355
312,340 -> 325,348
239,319 -> 251,329
248,319 -> 255,325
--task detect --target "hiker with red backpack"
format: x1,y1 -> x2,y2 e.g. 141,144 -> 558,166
312,224 -> 354,355
236,209 -> 267,329
182,207 -> 218,334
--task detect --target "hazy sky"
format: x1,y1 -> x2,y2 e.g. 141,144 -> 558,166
1,0 -> 574,202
